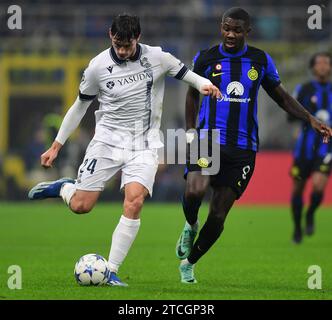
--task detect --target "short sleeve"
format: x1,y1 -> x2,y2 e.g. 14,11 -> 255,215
191,51 -> 205,77
79,60 -> 99,101
292,84 -> 302,100
160,50 -> 189,80
261,52 -> 281,91
292,83 -> 308,107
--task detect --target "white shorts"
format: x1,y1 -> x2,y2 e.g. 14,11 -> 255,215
75,140 -> 159,196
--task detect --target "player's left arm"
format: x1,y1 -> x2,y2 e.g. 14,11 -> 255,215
262,52 -> 332,143
161,51 -> 221,98
183,70 -> 221,98
266,84 -> 332,143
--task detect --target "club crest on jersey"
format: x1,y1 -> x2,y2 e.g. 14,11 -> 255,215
140,57 -> 152,69
215,63 -> 222,71
226,81 -> 244,96
106,80 -> 115,90
311,95 -> 318,104
197,157 -> 209,168
247,67 -> 258,81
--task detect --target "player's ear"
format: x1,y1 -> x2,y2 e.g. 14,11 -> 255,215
136,34 -> 141,42
109,29 -> 113,40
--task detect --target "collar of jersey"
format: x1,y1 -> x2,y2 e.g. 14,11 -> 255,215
312,80 -> 331,90
110,44 -> 142,65
219,44 -> 248,57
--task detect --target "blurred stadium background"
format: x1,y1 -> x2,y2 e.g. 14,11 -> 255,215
0,0 -> 332,203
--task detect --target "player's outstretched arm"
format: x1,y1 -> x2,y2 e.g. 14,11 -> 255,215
182,70 -> 221,99
266,84 -> 332,143
41,97 -> 92,168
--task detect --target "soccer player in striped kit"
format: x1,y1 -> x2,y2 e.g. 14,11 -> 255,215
175,7 -> 332,283
290,52 -> 332,244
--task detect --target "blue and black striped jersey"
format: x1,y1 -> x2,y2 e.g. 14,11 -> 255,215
293,81 -> 332,160
193,44 -> 281,152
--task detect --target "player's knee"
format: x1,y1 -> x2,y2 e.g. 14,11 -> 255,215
124,195 -> 145,216
312,184 -> 325,194
70,200 -> 93,214
185,188 -> 205,201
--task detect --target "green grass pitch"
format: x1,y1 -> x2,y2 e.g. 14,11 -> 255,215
0,202 -> 331,300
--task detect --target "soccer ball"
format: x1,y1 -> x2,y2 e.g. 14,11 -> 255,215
74,253 -> 110,286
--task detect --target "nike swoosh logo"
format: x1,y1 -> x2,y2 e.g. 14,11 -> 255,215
212,72 -> 224,77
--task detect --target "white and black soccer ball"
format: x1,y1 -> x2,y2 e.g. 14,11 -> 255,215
74,253 -> 110,286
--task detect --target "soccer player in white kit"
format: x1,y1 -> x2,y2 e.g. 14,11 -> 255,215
28,14 -> 221,286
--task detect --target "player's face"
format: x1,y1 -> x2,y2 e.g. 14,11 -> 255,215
221,17 -> 250,53
312,56 -> 332,80
110,34 -> 140,60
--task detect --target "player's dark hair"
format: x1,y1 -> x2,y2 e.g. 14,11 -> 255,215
309,52 -> 332,68
222,7 -> 251,27
110,14 -> 141,42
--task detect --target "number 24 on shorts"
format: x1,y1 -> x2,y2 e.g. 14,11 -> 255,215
79,158 -> 97,175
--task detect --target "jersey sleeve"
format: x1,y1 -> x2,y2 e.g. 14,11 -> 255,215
261,53 -> 281,91
292,84 -> 302,100
292,83 -> 308,107
160,50 -> 189,80
191,51 -> 205,77
79,59 -> 99,101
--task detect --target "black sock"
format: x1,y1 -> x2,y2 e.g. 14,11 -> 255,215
306,192 -> 323,223
182,194 -> 201,225
187,214 -> 224,264
291,194 -> 303,230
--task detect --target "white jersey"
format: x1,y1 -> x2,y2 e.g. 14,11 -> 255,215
79,43 -> 189,149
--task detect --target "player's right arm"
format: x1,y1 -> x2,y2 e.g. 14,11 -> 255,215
185,86 -> 200,131
262,52 -> 332,143
41,60 -> 98,168
267,84 -> 332,143
184,51 -> 207,144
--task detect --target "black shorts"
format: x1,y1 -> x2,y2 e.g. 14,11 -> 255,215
290,156 -> 332,180
184,141 -> 256,199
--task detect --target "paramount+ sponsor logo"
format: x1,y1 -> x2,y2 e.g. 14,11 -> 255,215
218,81 -> 251,103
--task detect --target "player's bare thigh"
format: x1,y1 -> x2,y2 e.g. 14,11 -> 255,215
123,182 -> 149,220
70,190 -> 101,214
312,172 -> 329,193
185,171 -> 210,200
